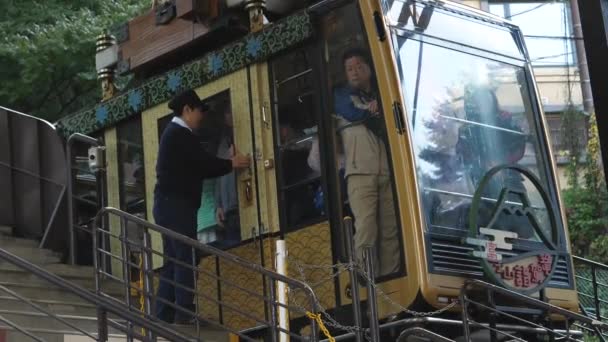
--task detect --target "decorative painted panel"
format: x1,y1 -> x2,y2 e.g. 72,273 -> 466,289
56,11 -> 313,137
286,222 -> 336,317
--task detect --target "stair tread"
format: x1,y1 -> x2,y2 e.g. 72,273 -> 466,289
0,235 -> 38,247
0,279 -> 125,297
0,262 -> 95,280
0,295 -> 98,309
0,225 -> 13,236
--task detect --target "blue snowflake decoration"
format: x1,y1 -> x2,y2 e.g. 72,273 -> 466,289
128,90 -> 143,112
95,106 -> 109,124
167,72 -> 182,92
208,54 -> 224,76
246,37 -> 262,58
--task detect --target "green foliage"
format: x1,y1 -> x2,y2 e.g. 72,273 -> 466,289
0,0 -> 149,122
563,113 -> 608,262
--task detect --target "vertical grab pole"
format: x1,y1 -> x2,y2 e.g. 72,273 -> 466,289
363,247 -> 380,342
344,217 -> 363,342
275,240 -> 290,342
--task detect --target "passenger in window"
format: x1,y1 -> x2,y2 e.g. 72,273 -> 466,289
456,86 -> 531,238
334,48 -> 400,277
214,104 -> 241,249
307,133 -> 348,216
456,86 -> 527,191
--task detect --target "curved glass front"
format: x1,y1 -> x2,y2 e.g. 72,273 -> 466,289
388,2 -> 562,248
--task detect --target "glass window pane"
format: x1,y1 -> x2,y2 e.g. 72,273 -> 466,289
386,1 -> 523,59
117,118 -> 146,218
489,1 -> 575,66
272,47 -> 326,231
396,36 -> 557,243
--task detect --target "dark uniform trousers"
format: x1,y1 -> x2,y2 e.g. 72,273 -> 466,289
153,194 -> 200,323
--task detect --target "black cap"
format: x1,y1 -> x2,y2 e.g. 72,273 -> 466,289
168,89 -> 209,115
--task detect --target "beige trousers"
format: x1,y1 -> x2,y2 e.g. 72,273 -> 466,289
347,174 -> 400,277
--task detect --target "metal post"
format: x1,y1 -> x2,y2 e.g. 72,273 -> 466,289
142,228 -> 156,341
344,217 -> 363,342
98,308 -> 108,342
363,247 -> 380,342
460,291 -> 471,340
269,275 -> 279,342
66,133 -> 100,265
120,217 -> 134,342
569,0 -> 594,113
275,240 -> 290,342
192,246 -> 200,339
592,265 -> 601,321
577,0 -> 608,187
97,169 -> 108,274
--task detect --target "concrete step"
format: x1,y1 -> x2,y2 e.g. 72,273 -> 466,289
1,315 -> 231,342
0,234 -> 38,248
0,295 -> 99,317
0,280 -> 127,305
4,330 -> 127,342
0,262 -> 96,281
0,309 -> 125,334
0,245 -> 62,265
0,225 -> 13,236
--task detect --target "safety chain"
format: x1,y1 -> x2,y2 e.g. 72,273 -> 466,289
289,258 -> 371,340
306,312 -> 336,342
357,267 -> 461,317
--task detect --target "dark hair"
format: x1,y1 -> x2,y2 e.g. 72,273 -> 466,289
342,47 -> 371,67
168,89 -> 207,117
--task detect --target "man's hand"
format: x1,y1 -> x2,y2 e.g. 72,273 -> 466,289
368,100 -> 380,116
216,208 -> 225,227
231,145 -> 251,169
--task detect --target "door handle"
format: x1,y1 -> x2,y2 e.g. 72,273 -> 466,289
262,103 -> 270,129
244,179 -> 253,203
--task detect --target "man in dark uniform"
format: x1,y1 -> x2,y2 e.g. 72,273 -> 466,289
153,89 -> 250,324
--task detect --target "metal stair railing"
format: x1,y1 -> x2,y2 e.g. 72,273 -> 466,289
574,256 -> 608,322
93,206 -> 322,342
461,279 -> 608,342
0,247 -> 195,342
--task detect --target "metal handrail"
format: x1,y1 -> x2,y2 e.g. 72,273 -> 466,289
573,256 -> 608,325
93,206 -> 322,341
397,327 -> 456,342
461,279 -> 608,341
0,247 -> 193,342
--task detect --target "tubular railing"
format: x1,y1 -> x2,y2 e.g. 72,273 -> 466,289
574,256 -> 608,323
0,247 -> 195,342
93,207 -> 322,342
460,279 -> 608,342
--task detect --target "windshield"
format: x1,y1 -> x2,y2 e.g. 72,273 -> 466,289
393,32 -> 559,244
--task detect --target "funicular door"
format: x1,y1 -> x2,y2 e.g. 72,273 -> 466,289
141,68 -> 269,331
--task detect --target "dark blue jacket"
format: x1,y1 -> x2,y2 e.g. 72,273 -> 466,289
154,122 -> 232,210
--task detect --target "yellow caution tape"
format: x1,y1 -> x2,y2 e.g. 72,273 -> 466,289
306,312 -> 335,342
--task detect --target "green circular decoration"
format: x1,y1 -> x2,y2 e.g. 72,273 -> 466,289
467,164 -> 560,295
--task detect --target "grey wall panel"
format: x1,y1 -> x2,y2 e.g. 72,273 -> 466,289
38,120 -> 68,251
0,109 -> 14,226
11,116 -> 43,238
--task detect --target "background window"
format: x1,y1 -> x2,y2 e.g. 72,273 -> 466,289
117,117 -> 146,218
489,1 -> 575,66
271,47 -> 327,231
